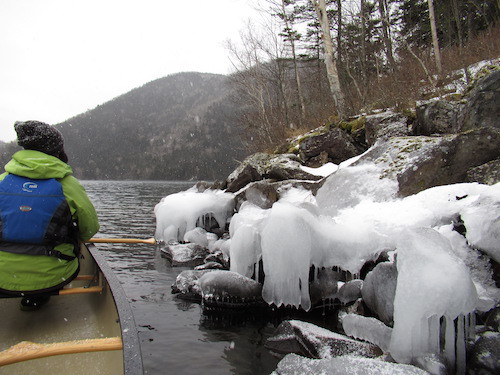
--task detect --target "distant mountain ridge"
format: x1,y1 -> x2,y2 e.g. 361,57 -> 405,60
0,72 -> 248,181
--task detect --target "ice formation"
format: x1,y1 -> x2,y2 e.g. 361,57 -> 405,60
154,188 -> 234,242
154,155 -> 500,369
342,313 -> 392,352
273,353 -> 429,375
231,181 -> 500,373
389,227 -> 478,368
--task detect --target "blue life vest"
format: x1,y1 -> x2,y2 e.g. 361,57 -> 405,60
0,174 -> 76,260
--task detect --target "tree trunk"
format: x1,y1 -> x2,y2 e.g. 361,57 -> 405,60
451,0 -> 463,48
336,0 -> 342,64
280,0 -> 307,123
360,0 -> 368,103
427,0 -> 442,75
378,0 -> 396,71
312,0 -> 346,119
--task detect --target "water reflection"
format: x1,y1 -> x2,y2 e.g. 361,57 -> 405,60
81,181 -> 281,375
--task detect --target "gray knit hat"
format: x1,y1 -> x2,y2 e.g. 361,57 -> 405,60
14,120 -> 68,163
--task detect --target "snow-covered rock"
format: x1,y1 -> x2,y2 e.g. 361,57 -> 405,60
265,320 -> 381,359
272,353 -> 430,375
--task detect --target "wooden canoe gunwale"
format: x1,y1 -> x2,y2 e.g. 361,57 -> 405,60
86,243 -> 144,374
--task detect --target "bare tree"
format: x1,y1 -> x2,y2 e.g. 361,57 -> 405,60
427,0 -> 442,75
378,0 -> 395,71
226,20 -> 294,149
311,0 -> 346,119
276,0 -> 307,123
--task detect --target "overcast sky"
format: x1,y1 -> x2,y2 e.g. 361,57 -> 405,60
0,0 -> 263,142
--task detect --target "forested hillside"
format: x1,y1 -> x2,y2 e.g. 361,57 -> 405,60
1,72 -> 249,181
59,72 -> 248,180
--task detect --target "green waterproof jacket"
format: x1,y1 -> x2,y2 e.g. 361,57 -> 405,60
0,150 -> 99,293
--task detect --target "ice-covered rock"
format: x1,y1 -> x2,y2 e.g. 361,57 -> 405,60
336,279 -> 363,305
341,313 -> 392,352
390,227 -> 478,368
265,320 -> 381,359
160,242 -> 209,267
154,188 -> 235,242
272,353 -> 430,375
194,261 -> 225,271
316,162 -> 399,216
460,184 -> 500,263
183,227 -> 211,248
362,261 -> 398,325
350,129 -> 500,197
171,269 -> 212,297
198,270 -> 264,308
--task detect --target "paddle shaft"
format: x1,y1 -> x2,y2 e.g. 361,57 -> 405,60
0,337 -> 123,366
89,237 -> 156,245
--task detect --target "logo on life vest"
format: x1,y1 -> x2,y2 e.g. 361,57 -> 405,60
22,182 -> 38,192
19,205 -> 32,212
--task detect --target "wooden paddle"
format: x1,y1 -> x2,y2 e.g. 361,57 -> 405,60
0,337 -> 123,366
88,237 -> 156,245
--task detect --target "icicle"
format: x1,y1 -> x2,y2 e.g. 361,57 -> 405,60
469,313 -> 476,340
428,314 -> 440,355
444,316 -> 455,373
412,317 -> 425,357
464,312 -> 476,341
456,314 -> 466,375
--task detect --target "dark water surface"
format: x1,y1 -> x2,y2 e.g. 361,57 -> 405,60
82,181 -> 283,375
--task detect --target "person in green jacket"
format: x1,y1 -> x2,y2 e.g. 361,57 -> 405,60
0,120 -> 99,310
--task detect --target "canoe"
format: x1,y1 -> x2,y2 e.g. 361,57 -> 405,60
0,243 -> 143,374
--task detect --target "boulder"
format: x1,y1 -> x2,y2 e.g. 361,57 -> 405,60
414,100 -> 462,135
484,305 -> 500,332
299,127 -> 360,164
272,353 -> 430,375
309,268 -> 342,307
194,261 -> 226,271
198,270 -> 265,309
467,159 -> 500,185
265,320 -> 382,359
226,163 -> 262,193
460,69 -> 500,132
171,269 -> 213,297
336,279 -> 363,305
361,262 -> 398,326
161,242 -> 209,267
467,331 -> 500,375
234,181 -> 279,210
226,153 -> 322,193
265,154 -> 323,181
355,127 -> 500,196
365,111 -> 410,146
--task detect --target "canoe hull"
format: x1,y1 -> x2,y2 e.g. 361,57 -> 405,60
0,243 -> 142,374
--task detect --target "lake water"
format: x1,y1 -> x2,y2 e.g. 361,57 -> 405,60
82,180 -> 338,375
